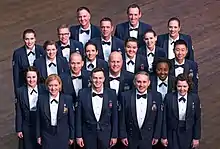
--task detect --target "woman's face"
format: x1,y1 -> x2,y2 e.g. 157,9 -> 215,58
156,62 -> 169,81
47,79 -> 61,97
26,71 -> 38,87
177,80 -> 189,96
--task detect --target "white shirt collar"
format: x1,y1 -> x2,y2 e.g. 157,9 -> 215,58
49,92 -> 60,102
109,71 -> 121,78
174,59 -> 185,65
92,88 -> 104,94
136,89 -> 148,96
169,35 -> 179,42
46,57 -> 57,65
146,47 -> 156,54
125,54 -> 136,63
26,46 -> 36,54
157,77 -> 168,85
101,36 -> 112,42
177,92 -> 188,100
60,40 -> 70,47
71,71 -> 82,77
28,85 -> 38,94
86,58 -> 96,66
129,22 -> 139,29
80,24 -> 91,31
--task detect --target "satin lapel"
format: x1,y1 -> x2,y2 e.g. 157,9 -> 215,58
75,26 -> 80,41
35,45 -> 43,58
44,94 -> 51,120
164,35 -> 169,57
69,76 -> 76,96
183,60 -> 190,74
24,86 -> 30,108
167,76 -> 172,92
90,25 -> 94,38
42,57 -> 48,78
98,38 -> 104,59
111,37 -> 116,52
56,58 -> 63,74
57,94 -> 65,120
137,23 -> 142,40
131,90 -> 138,128
22,46 -> 30,67
87,89 -> 96,120
145,93 -> 153,122
99,89 -> 108,121
118,72 -> 125,93
172,93 -> 179,119
186,94 -> 193,119
125,23 -> 130,39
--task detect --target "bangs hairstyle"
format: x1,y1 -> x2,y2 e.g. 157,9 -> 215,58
45,74 -> 63,91
168,17 -> 181,27
174,39 -> 188,49
152,57 -> 172,73
175,74 -> 193,92
43,40 -> 57,50
24,66 -> 40,84
127,4 -> 141,14
124,37 -> 138,47
23,29 -> 36,39
85,41 -> 98,52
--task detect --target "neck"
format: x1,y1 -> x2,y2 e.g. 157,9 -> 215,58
61,40 -> 69,46
50,93 -> 59,98
176,58 -> 184,64
147,45 -> 155,51
72,70 -> 81,76
102,35 -> 111,41
29,84 -> 37,89
48,57 -> 55,62
26,46 -> 34,50
81,23 -> 90,29
88,58 -> 96,62
110,70 -> 121,77
127,54 -> 135,59
170,34 -> 179,40
130,22 -> 138,28
93,86 -> 103,93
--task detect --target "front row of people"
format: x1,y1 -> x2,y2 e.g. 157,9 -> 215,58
15,66 -> 201,149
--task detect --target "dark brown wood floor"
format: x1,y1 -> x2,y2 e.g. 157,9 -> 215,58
0,0 -> 220,148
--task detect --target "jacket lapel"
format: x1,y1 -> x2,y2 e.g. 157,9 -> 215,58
57,94 -> 65,120
186,94 -> 193,119
35,45 -> 43,58
183,60 -> 190,74
99,89 -> 108,121
75,26 -> 80,41
131,90 -> 138,128
22,46 -> 30,67
24,86 -> 30,108
125,22 -> 130,40
172,93 -> 179,119
144,92 -> 153,123
87,89 -> 97,120
98,38 -> 104,59
164,34 -> 169,57
44,94 -> 51,120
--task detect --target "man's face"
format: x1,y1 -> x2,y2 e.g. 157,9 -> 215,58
69,54 -> 84,74
58,28 -> 70,44
24,33 -> 36,49
109,53 -> 123,74
127,7 -> 141,27
135,74 -> 150,94
100,20 -> 113,38
77,9 -> 91,27
174,44 -> 188,61
91,71 -> 105,89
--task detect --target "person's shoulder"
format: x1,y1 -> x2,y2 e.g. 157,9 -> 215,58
116,21 -> 129,28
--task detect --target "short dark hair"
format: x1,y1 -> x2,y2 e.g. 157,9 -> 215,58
91,67 -> 105,77
144,29 -> 157,37
174,39 -> 187,49
57,24 -> 70,33
127,4 -> 141,14
85,41 -> 98,52
175,74 -> 193,92
24,66 -> 40,84
76,6 -> 91,14
100,17 -> 113,25
23,29 -> 36,39
124,37 -> 138,47
152,57 -> 172,73
43,40 -> 57,50
168,17 -> 181,27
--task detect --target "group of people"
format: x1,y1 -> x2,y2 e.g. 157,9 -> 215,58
13,3 -> 201,149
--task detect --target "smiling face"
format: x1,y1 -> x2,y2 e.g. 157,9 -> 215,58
168,20 -> 180,39
127,7 -> 141,27
144,32 -> 157,50
100,20 -> 113,39
77,9 -> 91,28
174,44 -> 188,61
26,71 -> 38,88
134,73 -> 150,94
125,41 -> 138,58
109,52 -> 123,74
156,62 -> 169,81
91,71 -> 105,90
177,80 -> 189,96
46,44 -> 57,60
48,79 -> 61,97
85,44 -> 98,61
69,54 -> 84,75
58,27 -> 70,45
24,33 -> 36,50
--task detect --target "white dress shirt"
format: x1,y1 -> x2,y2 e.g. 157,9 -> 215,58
79,25 -> 91,46
92,88 -> 104,121
26,46 -> 36,66
71,72 -> 82,97
28,85 -> 38,111
136,90 -> 148,128
49,93 -> 60,126
86,58 -> 97,71
168,35 -> 179,59
157,77 -> 168,100
109,72 -> 120,95
101,37 -> 112,62
178,93 -> 187,121
146,47 -> 156,72
129,22 -> 139,39
174,59 -> 185,77
125,55 -> 136,73
46,57 -> 58,76
61,41 -> 70,62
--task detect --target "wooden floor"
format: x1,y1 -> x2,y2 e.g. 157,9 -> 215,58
0,0 -> 220,148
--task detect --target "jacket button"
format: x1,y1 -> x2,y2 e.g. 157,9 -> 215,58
148,128 -> 151,131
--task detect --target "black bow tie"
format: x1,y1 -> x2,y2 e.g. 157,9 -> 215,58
92,92 -> 103,98
179,97 -> 186,102
127,60 -> 135,65
147,52 -> 154,57
102,41 -> 111,45
137,94 -> 147,99
109,77 -> 120,81
30,89 -> 37,95
88,63 -> 94,69
171,41 -> 175,45
129,28 -> 138,31
27,51 -> 35,56
51,99 -> 59,104
71,75 -> 82,80
174,64 -> 184,69
159,82 -> 167,87
61,45 -> 70,50
48,62 -> 56,67
80,29 -> 90,34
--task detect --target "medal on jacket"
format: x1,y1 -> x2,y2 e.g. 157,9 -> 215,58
117,101 -> 121,111
140,64 -> 144,70
152,101 -> 157,111
124,83 -> 130,91
192,102 -> 195,110
63,104 -> 68,113
109,100 -> 113,108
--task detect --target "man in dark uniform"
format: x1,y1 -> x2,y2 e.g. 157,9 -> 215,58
119,71 -> 163,149
115,4 -> 152,47
56,24 -> 83,61
156,17 -> 194,61
76,68 -> 118,149
70,7 -> 101,46
89,17 -> 125,61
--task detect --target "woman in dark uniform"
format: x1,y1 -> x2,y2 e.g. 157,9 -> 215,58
36,74 -> 74,149
15,66 -> 46,149
161,74 -> 201,149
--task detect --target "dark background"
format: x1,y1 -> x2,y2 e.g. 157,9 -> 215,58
0,0 -> 220,148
